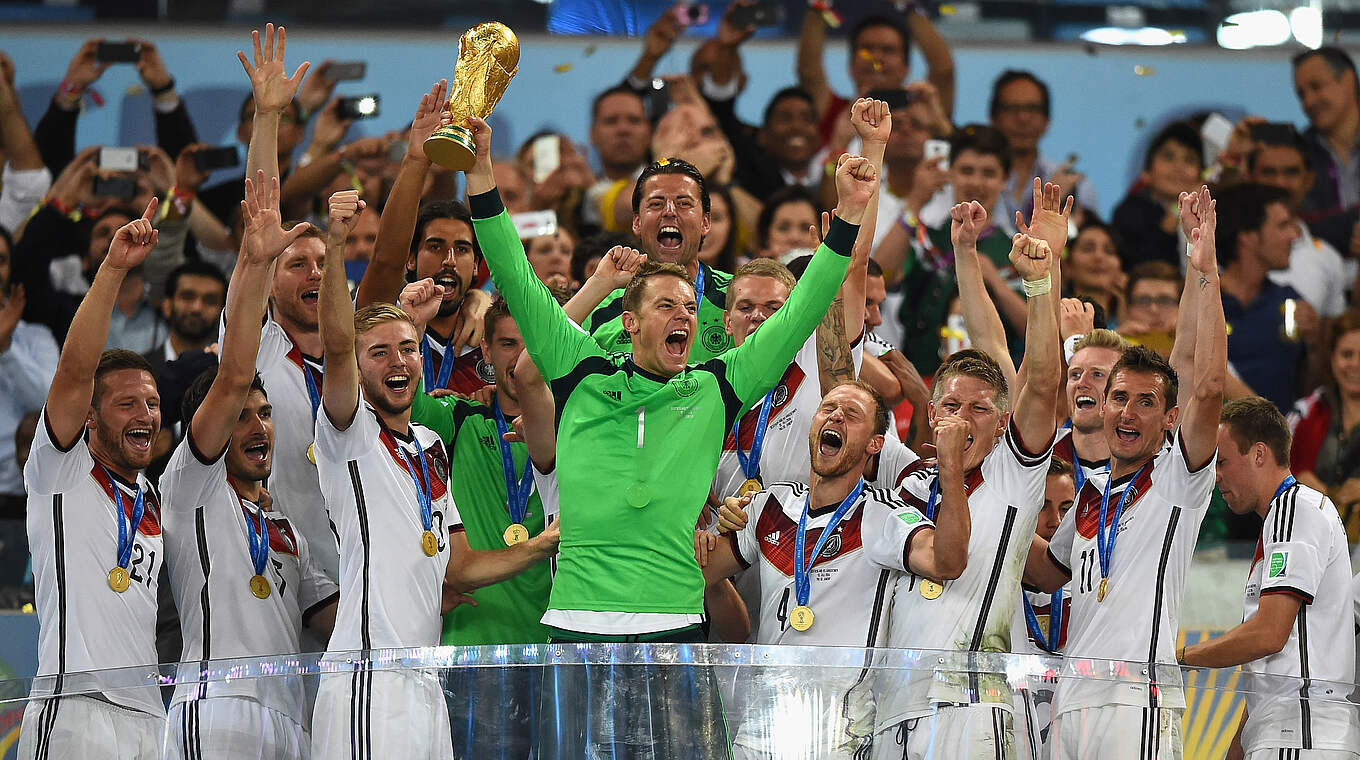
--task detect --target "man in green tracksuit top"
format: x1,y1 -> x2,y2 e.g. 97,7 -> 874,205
584,157 -> 735,360
461,114 -> 879,758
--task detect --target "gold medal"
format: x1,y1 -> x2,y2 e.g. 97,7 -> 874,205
738,478 -> 762,498
503,523 -> 530,546
249,574 -> 272,600
789,604 -> 815,632
306,443 -> 316,465
421,529 -> 440,557
107,566 -> 130,593
920,578 -> 945,600
1098,577 -> 1108,602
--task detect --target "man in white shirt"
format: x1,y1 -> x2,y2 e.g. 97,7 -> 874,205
1181,396 -> 1359,759
19,199 -> 165,759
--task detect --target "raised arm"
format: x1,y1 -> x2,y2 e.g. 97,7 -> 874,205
905,415 -> 971,580
563,246 -> 645,325
952,201 -> 1016,388
1014,179 -> 1075,400
1009,233 -> 1061,453
190,173 -> 311,456
45,198 -> 159,446
796,7 -> 832,119
318,190 -> 365,429
463,117 -> 601,382
1170,186 -> 1208,411
356,80 -> 448,308
1179,191 -> 1225,469
510,349 -> 557,470
0,53 -> 42,172
235,23 -> 309,185
906,11 -> 956,118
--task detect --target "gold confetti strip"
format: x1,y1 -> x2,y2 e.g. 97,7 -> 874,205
1133,65 -> 1155,76
554,63 -> 572,73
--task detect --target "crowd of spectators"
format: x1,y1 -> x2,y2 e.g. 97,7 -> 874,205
0,4 -> 1358,605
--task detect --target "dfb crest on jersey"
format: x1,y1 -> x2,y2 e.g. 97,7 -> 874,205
476,358 -> 497,384
428,440 -> 450,485
701,324 -> 729,353
820,530 -> 842,558
771,383 -> 790,408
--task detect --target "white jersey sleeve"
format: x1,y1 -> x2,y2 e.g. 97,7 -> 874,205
532,461 -> 559,522
1259,490 -> 1331,603
25,409 -> 95,492
294,528 -> 340,616
314,400 -> 381,462
1047,504 -> 1076,577
730,490 -> 772,568
158,430 -> 228,518
860,488 -> 933,573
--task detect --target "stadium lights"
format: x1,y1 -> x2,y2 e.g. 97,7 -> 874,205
1216,9 -> 1293,50
1290,6 -> 1323,49
1079,26 -> 1188,46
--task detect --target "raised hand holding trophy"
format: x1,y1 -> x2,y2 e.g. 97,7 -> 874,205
424,21 -> 520,171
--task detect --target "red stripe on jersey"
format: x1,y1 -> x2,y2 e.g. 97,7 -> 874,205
1073,466 -> 1155,540
226,481 -> 302,556
755,493 -> 865,577
90,465 -> 161,535
445,346 -> 497,396
723,363 -> 806,451
378,429 -> 449,501
1052,430 -> 1075,466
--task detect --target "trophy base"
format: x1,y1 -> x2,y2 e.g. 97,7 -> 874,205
424,125 -> 476,172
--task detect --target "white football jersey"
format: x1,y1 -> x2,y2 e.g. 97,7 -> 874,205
1011,587 -> 1071,657
712,335 -> 862,500
160,434 -> 339,722
24,410 -> 164,716
728,481 -> 931,755
866,435 -> 921,492
1046,431 -> 1213,715
1052,426 -> 1110,493
1239,481 -> 1360,754
875,421 -> 1054,725
316,404 -> 463,655
251,316 -> 338,582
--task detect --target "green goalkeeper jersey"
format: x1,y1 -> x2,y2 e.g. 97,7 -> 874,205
411,393 -> 552,645
585,262 -> 734,360
470,188 -> 855,621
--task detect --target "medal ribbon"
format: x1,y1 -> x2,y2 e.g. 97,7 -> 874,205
1272,475 -> 1298,503
285,341 -> 323,422
694,263 -> 706,306
1096,462 -> 1150,589
732,390 -> 775,481
793,479 -> 866,609
493,398 -> 535,526
399,435 -> 435,533
924,477 -> 941,520
1023,589 -> 1064,653
421,332 -> 457,391
107,468 -> 146,571
242,497 -> 269,578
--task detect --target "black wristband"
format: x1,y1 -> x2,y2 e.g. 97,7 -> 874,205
149,77 -> 176,96
468,188 -> 504,220
823,215 -> 860,258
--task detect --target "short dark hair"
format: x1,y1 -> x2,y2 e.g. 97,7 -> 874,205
482,292 -> 565,344
164,260 -> 228,301
988,70 -> 1051,121
1108,345 -> 1178,411
93,350 -> 155,406
866,258 -> 883,278
1214,183 -> 1292,267
933,350 -> 1010,413
621,260 -> 692,314
591,84 -> 645,123
704,183 -> 739,274
950,124 -> 1011,174
1292,46 -> 1358,83
1126,261 -> 1183,301
411,200 -> 481,261
181,368 -> 267,425
829,379 -> 890,436
850,14 -> 911,63
1245,124 -> 1311,174
632,157 -> 710,215
755,185 -> 819,251
1073,220 -> 1128,263
762,87 -> 817,128
571,230 -> 643,288
1143,121 -> 1203,171
1048,456 -> 1074,479
1220,396 -> 1291,466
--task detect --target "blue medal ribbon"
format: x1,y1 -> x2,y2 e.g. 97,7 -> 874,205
1096,462 -> 1150,588
924,477 -> 941,521
243,498 -> 269,579
108,469 -> 146,571
300,359 -> 321,422
793,479 -> 866,609
1023,588 -> 1065,653
1272,475 -> 1298,503
400,435 -> 435,533
732,390 -> 775,481
694,264 -> 706,306
421,332 -> 457,392
493,398 -> 535,526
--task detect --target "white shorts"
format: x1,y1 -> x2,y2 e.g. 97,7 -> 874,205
1014,688 -> 1055,760
167,696 -> 308,760
873,704 -> 1015,760
18,694 -> 161,760
1051,705 -> 1182,760
1245,751 -> 1360,759
311,666 -> 452,760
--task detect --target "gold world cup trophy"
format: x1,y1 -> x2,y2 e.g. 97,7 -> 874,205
424,22 -> 520,171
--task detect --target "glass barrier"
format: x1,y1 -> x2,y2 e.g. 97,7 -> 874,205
3,645 -> 1356,759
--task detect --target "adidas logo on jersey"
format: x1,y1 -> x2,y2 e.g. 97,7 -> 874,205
604,390 -> 622,401
762,531 -> 781,545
